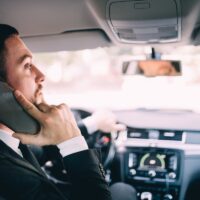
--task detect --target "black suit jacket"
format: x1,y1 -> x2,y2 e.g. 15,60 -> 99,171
0,140 -> 111,200
30,122 -> 96,167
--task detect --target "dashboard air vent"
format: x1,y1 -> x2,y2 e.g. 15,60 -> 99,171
159,131 -> 183,141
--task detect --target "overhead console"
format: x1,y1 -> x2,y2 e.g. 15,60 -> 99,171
106,0 -> 181,44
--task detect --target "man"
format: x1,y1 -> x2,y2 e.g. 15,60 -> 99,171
0,24 -> 136,200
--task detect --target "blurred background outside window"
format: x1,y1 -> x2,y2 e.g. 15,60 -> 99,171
34,46 -> 200,111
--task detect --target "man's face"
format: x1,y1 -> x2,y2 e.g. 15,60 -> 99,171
4,35 -> 45,104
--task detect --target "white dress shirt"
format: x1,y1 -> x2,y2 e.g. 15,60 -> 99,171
0,129 -> 22,156
0,128 -> 88,158
57,135 -> 88,157
57,117 -> 97,157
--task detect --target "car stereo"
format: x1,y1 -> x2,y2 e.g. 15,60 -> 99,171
126,148 -> 180,182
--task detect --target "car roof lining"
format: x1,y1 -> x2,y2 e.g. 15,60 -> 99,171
0,0 -> 200,51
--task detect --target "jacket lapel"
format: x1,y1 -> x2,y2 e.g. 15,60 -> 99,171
0,140 -> 46,178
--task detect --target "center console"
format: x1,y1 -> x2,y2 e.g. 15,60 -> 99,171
124,148 -> 183,200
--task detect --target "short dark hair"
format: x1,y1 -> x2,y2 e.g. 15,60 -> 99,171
0,24 -> 19,81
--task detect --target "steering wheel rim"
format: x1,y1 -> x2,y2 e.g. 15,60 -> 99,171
92,131 -> 116,169
72,108 -> 116,169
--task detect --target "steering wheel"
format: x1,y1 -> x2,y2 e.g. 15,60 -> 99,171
72,109 -> 116,169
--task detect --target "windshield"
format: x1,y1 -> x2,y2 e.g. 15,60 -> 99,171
34,46 -> 200,111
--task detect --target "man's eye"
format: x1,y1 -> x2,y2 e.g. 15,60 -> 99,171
24,63 -> 32,70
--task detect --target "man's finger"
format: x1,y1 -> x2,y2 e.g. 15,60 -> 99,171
35,92 -> 47,105
37,103 -> 50,112
14,90 -> 43,121
113,123 -> 126,132
12,133 -> 39,145
13,132 -> 50,146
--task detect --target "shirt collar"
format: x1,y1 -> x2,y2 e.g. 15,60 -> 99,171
0,129 -> 20,153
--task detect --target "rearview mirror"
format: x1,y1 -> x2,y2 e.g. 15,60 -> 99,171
122,60 -> 181,77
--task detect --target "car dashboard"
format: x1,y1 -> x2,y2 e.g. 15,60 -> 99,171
104,109 -> 200,200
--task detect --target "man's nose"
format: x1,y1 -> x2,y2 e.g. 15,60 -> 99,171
34,66 -> 45,83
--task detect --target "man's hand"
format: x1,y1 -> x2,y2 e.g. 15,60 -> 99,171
91,110 -> 126,133
12,90 -> 81,146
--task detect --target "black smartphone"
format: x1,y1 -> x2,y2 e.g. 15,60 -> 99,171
0,81 -> 40,134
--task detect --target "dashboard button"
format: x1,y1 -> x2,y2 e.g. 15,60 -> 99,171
128,153 -> 137,167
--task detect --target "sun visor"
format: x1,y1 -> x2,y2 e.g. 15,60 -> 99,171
106,0 -> 181,44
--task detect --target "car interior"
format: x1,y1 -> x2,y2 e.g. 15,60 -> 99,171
1,0 -> 200,200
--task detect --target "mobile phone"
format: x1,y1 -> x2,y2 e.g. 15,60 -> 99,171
0,81 -> 40,134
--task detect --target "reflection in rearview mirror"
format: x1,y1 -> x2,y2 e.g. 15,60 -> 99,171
122,60 -> 181,77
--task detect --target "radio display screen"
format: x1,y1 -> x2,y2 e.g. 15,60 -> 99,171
138,153 -> 166,171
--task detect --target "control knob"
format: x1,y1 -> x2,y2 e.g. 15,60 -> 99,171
129,169 -> 137,176
164,194 -> 173,200
148,170 -> 156,178
168,172 -> 176,179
